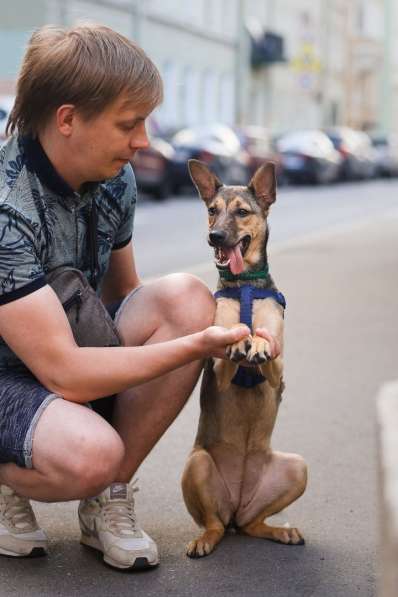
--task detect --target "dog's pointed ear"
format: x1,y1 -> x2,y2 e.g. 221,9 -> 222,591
188,159 -> 223,202
248,162 -> 276,209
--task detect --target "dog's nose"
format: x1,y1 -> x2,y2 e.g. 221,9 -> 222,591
208,230 -> 227,246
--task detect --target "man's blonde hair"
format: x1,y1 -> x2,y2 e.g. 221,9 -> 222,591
7,24 -> 163,137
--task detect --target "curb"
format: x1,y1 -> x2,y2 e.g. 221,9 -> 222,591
376,380 -> 398,597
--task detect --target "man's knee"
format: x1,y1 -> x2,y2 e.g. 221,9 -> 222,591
158,273 -> 215,331
62,430 -> 125,498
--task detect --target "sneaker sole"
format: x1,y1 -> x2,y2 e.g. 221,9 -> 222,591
80,533 -> 159,570
0,546 -> 47,558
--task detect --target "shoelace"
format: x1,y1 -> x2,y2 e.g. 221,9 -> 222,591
101,481 -> 140,537
0,487 -> 36,531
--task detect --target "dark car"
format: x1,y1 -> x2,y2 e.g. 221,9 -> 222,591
132,134 -> 176,199
323,127 -> 376,180
276,129 -> 341,184
170,124 -> 250,192
370,134 -> 398,177
234,125 -> 284,182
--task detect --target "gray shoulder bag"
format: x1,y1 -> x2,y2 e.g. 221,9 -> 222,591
46,200 -> 122,347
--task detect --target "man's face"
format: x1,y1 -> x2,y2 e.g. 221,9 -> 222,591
69,92 -> 151,182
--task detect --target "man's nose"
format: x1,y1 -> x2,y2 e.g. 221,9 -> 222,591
131,125 -> 150,150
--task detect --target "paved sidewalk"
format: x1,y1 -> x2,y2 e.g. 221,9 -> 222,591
1,212 -> 397,596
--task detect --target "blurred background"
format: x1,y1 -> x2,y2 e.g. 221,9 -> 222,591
1,0 -> 398,198
1,5 -> 398,596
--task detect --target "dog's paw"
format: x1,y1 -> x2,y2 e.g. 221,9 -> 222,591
186,538 -> 214,558
246,334 -> 271,365
268,525 -> 305,546
226,336 -> 252,362
186,529 -> 223,558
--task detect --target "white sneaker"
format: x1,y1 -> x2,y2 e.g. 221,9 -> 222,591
78,480 -> 159,570
0,485 -> 48,557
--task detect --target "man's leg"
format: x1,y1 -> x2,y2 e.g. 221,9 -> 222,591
0,399 -> 125,502
111,273 -> 215,480
77,273 -> 215,569
0,397 -> 125,558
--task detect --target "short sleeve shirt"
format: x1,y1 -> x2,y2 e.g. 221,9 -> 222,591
0,135 -> 137,372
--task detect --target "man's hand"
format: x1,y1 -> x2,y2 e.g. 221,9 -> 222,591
254,327 -> 281,359
201,324 -> 251,359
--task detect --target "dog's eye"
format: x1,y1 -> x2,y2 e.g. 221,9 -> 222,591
208,207 -> 217,216
237,209 -> 249,217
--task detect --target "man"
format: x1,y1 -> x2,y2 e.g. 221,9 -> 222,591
0,24 -> 251,570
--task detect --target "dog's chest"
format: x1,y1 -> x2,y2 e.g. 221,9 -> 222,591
199,378 -> 278,453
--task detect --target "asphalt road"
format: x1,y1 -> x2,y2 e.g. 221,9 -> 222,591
1,180 -> 398,596
132,178 -> 398,278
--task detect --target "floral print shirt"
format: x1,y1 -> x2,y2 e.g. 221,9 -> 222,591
0,135 -> 137,372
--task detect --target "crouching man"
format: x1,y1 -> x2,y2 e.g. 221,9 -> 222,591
0,24 -> 249,570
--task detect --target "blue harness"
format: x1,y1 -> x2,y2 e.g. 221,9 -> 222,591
214,285 -> 286,389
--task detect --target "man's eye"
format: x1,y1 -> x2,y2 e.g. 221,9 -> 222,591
208,207 -> 217,216
238,209 -> 249,217
120,123 -> 137,132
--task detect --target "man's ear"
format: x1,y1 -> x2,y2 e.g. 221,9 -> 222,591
56,104 -> 76,137
188,159 -> 223,202
248,162 -> 277,209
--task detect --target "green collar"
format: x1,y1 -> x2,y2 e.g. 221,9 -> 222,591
218,266 -> 269,282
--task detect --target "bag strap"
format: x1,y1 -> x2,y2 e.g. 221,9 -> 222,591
88,199 -> 99,291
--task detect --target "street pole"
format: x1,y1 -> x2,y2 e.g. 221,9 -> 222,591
320,0 -> 330,127
380,0 -> 392,134
235,0 -> 248,126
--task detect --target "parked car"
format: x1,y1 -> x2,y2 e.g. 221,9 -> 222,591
132,118 -> 176,199
323,127 -> 377,180
0,95 -> 15,142
170,124 -> 250,191
234,125 -> 284,182
276,129 -> 341,184
132,136 -> 176,199
370,134 -> 398,177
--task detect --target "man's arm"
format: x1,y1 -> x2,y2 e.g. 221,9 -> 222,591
101,240 -> 140,304
0,285 -> 249,404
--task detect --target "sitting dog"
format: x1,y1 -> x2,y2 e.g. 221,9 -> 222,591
181,160 -> 308,558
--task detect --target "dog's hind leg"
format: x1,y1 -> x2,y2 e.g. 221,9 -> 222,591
236,451 -> 307,545
260,356 -> 283,388
181,448 -> 233,558
213,358 -> 238,392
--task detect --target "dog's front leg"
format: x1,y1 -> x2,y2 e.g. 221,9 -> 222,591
213,297 -> 244,392
249,298 -> 284,388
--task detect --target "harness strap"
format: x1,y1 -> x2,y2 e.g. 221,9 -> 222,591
214,285 -> 286,389
214,286 -> 286,330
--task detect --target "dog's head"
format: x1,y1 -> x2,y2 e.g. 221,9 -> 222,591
188,160 -> 276,275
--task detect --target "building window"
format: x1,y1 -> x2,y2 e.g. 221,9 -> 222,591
159,61 -> 179,128
203,69 -> 219,123
181,67 -> 201,126
220,73 -> 235,125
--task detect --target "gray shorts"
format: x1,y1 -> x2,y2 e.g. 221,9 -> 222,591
0,370 -> 61,469
0,293 -> 141,470
0,370 -> 119,469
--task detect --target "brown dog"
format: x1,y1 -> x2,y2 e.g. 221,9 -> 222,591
181,160 -> 307,558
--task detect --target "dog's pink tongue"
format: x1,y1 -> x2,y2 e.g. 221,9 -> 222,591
227,245 -> 244,275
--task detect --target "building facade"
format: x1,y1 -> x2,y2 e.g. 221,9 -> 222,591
0,0 -> 396,136
48,0 -> 241,130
